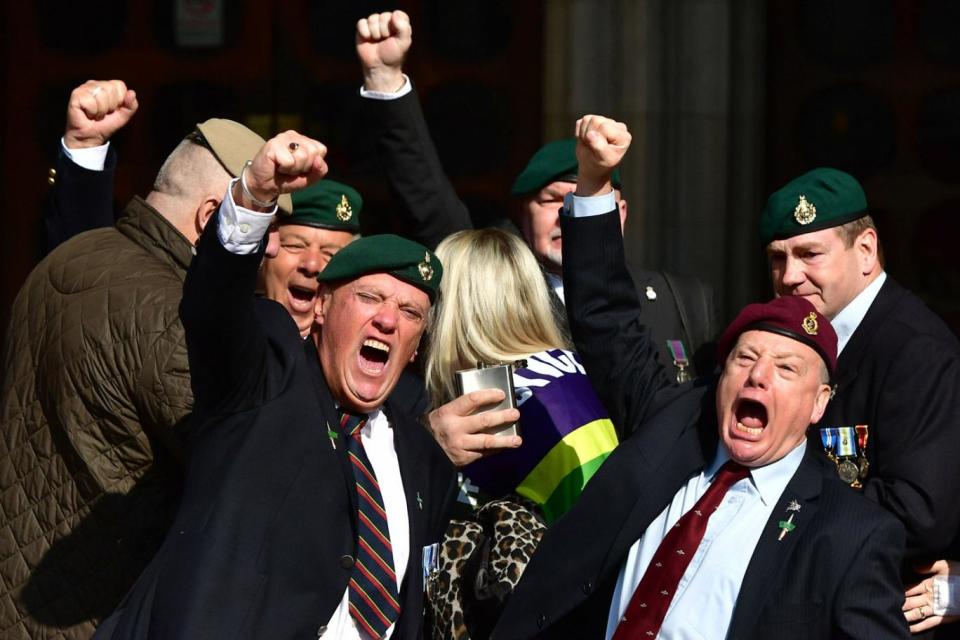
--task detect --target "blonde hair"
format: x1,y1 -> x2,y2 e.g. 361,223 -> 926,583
425,228 -> 570,406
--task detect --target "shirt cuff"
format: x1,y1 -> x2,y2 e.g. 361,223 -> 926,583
562,190 -> 617,218
217,178 -> 276,255
359,74 -> 412,100
933,575 -> 960,616
61,138 -> 110,171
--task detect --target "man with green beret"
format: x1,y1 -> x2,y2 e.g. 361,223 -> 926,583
95,132 -> 456,639
355,10 -> 717,441
761,167 -> 960,635
260,178 -> 362,337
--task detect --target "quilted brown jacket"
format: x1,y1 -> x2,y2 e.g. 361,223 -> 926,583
0,197 -> 193,639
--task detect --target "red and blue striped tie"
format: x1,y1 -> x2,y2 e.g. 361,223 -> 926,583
340,411 -> 401,638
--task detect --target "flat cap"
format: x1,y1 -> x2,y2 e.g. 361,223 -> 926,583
717,296 -> 837,376
510,138 -> 622,197
193,118 -> 293,214
317,234 -> 442,302
287,179 -> 362,232
759,167 -> 867,246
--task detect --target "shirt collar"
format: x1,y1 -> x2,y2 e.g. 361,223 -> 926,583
708,440 -> 807,506
831,271 -> 886,354
545,272 -> 565,305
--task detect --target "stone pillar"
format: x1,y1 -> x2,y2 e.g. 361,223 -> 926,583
544,0 -> 767,320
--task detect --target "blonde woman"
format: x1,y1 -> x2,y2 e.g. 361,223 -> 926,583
424,229 -> 618,639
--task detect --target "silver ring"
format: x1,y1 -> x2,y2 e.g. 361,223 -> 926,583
90,86 -> 103,97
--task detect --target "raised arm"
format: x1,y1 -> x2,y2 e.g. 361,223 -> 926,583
181,131 -> 328,414
356,9 -> 472,249
562,116 -> 673,436
43,80 -> 138,253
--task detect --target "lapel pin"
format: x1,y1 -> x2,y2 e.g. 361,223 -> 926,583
417,491 -> 424,510
326,423 -> 338,450
778,500 -> 801,541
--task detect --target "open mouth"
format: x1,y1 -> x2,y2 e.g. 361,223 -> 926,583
734,398 -> 768,436
289,285 -> 316,302
358,338 -> 390,374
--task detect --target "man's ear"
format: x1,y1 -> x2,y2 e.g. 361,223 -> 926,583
810,382 -> 832,424
314,285 -> 331,326
194,195 -> 221,238
856,227 -> 879,275
618,197 -> 628,231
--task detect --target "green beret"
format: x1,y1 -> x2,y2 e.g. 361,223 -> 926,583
510,138 -> 622,197
286,179 -> 362,232
316,234 -> 442,302
759,168 -> 868,246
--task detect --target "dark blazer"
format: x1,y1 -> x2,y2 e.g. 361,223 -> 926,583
491,210 -> 909,639
95,216 -> 457,639
814,277 -> 960,561
360,86 -> 718,382
43,146 -> 117,254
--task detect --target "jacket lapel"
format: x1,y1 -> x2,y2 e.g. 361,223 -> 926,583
303,338 -> 357,518
832,278 -> 905,393
727,446 -> 824,636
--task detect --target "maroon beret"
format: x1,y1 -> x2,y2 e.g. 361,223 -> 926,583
717,296 -> 837,376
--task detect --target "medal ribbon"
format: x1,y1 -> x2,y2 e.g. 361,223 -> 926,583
666,339 -> 689,367
855,424 -> 868,453
836,426 -> 857,457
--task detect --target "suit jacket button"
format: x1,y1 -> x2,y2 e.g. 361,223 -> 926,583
340,554 -> 355,569
581,581 -> 592,594
537,613 -> 546,628
317,625 -> 327,637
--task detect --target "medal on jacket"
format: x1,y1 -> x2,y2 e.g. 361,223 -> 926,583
778,500 -> 802,541
326,422 -> 338,450
820,426 -> 867,488
667,339 -> 692,383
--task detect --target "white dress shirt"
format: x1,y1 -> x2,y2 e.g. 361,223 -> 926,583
830,271 -> 886,354
216,189 -> 409,639
605,443 -> 806,640
60,138 -> 110,170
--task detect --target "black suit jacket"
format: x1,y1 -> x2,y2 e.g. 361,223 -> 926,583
491,210 -> 909,639
360,86 -> 718,382
814,277 -> 960,562
95,217 -> 456,639
42,146 -> 117,253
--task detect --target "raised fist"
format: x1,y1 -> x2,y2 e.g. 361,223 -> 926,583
243,131 -> 328,206
574,115 -> 632,196
356,10 -> 412,93
64,80 -> 138,149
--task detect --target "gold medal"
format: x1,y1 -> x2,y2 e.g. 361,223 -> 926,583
858,456 -> 870,479
838,459 -> 859,485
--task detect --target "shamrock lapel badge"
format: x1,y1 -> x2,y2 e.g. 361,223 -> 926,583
778,500 -> 801,541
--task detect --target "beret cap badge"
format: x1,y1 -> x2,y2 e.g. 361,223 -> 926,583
802,312 -> 819,336
418,252 -> 434,282
793,194 -> 817,225
335,194 -> 353,222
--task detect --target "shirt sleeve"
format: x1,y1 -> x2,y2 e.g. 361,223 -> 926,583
61,138 -> 110,171
217,178 -> 277,255
359,74 -> 413,100
562,190 -> 617,218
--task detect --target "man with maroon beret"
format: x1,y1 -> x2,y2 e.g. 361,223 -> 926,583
491,117 -> 909,639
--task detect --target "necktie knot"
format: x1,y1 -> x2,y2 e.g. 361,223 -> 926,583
713,460 -> 750,491
339,411 -> 368,438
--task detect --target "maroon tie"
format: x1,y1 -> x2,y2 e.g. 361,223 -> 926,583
612,461 -> 750,639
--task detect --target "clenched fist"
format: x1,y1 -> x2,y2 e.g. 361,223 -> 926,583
356,10 -> 412,93
574,115 -> 632,196
237,131 -> 328,210
64,79 -> 138,149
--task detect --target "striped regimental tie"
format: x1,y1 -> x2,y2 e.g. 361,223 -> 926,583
340,411 -> 401,638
